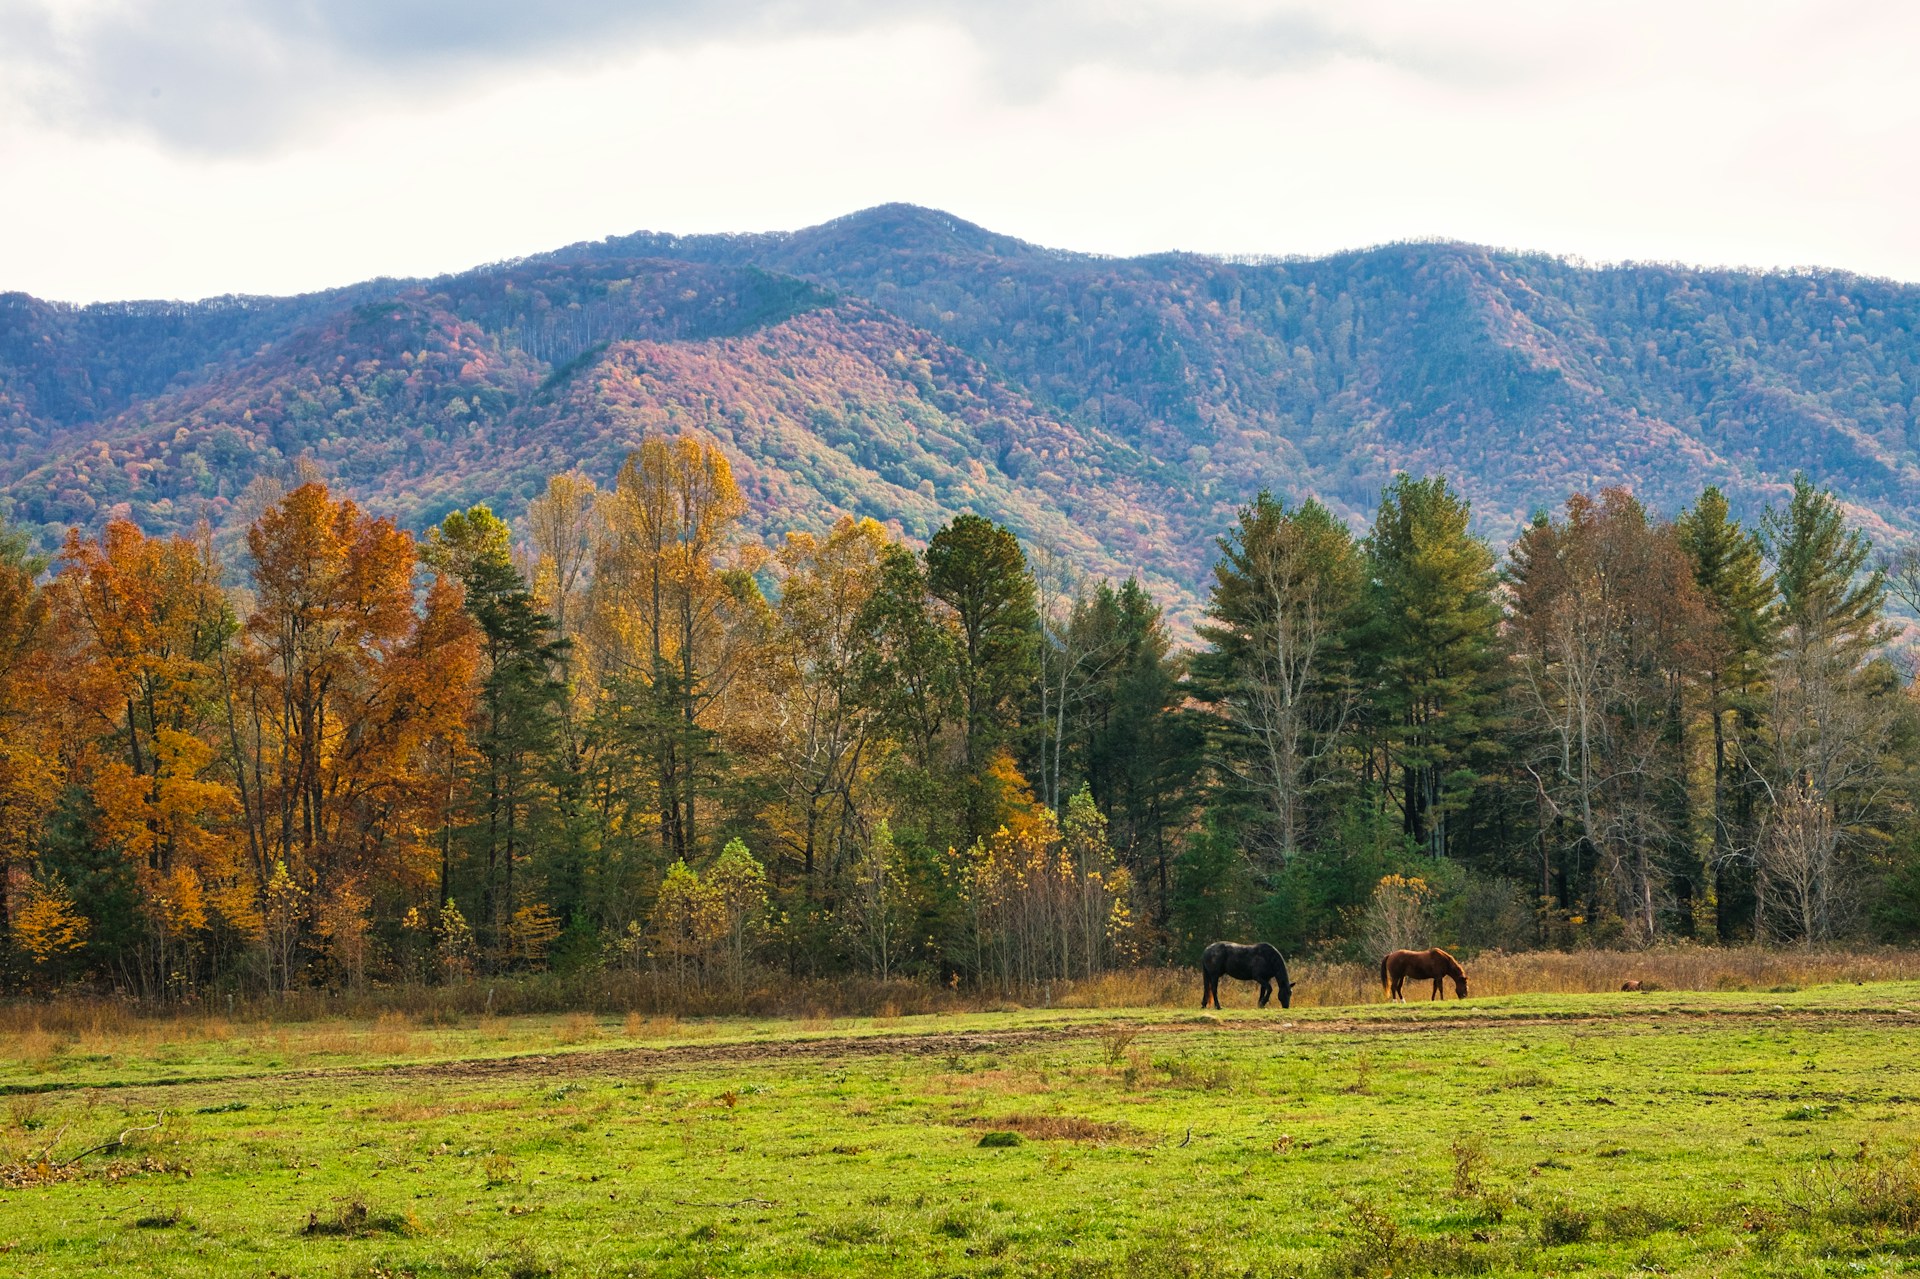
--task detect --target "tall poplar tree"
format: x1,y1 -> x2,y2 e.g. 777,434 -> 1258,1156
589,435 -> 765,866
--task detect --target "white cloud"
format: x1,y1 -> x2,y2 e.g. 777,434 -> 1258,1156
0,1 -> 1915,301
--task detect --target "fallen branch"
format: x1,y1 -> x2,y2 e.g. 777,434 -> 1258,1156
58,1114 -> 165,1168
674,1197 -> 778,1208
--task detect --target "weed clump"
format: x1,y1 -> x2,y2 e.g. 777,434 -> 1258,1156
977,1131 -> 1022,1148
1154,1056 -> 1242,1091
1450,1135 -> 1488,1199
503,1239 -> 556,1278
811,1217 -> 884,1244
1599,1200 -> 1687,1239
1536,1199 -> 1592,1246
932,1209 -> 977,1238
1116,1225 -> 1223,1278
1318,1196 -> 1505,1277
7,1096 -> 48,1131
302,1199 -> 414,1238
1779,1145 -> 1920,1231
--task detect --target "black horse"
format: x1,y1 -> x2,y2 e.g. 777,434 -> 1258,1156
1200,941 -> 1295,1009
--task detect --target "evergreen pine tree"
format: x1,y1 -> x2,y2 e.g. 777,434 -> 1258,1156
1676,485 -> 1777,939
1359,476 -> 1502,858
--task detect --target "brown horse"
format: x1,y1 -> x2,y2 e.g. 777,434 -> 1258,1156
1381,948 -> 1468,1001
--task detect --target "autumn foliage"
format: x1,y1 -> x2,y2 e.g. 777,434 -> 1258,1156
6,426 -> 1920,999
1,431 -> 1164,997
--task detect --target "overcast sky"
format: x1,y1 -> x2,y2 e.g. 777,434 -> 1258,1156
1,0 -> 1914,303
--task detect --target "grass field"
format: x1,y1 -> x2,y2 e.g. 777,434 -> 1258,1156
5,978 -> 1920,1277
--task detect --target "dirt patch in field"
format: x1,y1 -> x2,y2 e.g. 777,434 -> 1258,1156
242,1008 -> 1857,1086
10,1003 -> 1914,1097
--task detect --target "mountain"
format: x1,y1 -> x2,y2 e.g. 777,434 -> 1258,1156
7,203 -> 1920,626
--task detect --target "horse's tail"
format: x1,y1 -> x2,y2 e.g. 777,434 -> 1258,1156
1379,952 -> 1390,994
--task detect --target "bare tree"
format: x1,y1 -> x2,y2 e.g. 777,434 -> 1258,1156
1200,495 -> 1361,862
1748,476 -> 1893,943
1755,776 -> 1840,946
1509,492 -> 1703,942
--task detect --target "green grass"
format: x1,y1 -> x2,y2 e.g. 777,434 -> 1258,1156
5,984 -> 1920,1276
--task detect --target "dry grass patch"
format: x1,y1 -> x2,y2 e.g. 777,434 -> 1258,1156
554,1012 -> 601,1045
296,1029 -> 363,1060
623,1011 -> 681,1038
956,1113 -> 1144,1144
1054,948 -> 1920,1008
368,1011 -> 415,1056
7,1027 -> 63,1070
1057,968 -> 1191,1008
929,1068 -> 1053,1096
1458,947 -> 1920,996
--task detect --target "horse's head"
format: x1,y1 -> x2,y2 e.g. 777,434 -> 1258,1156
1452,972 -> 1468,999
1279,978 -> 1296,1009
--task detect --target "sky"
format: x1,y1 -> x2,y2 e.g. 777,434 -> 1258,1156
1,0 -> 1915,303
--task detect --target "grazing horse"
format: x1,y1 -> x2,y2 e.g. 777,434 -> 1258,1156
1381,948 -> 1468,1001
1200,941 -> 1294,1009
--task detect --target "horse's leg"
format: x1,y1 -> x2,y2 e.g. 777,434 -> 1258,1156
1201,974 -> 1214,1009
1431,977 -> 1442,1000
1259,980 -> 1271,1008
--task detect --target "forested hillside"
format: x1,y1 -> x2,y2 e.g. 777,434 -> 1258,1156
7,429 -> 1920,997
6,205 -> 1920,628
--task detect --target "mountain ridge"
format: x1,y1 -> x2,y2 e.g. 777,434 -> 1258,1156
6,204 -> 1920,627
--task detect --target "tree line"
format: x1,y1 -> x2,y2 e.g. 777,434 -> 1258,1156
3,433 -> 1918,998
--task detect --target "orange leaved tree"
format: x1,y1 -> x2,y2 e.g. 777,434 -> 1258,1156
53,520 -> 242,993
229,484 -> 478,984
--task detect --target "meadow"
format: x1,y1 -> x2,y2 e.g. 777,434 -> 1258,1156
5,955 -> 1920,1278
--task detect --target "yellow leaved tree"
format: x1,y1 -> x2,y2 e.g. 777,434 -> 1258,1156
13,873 -> 89,970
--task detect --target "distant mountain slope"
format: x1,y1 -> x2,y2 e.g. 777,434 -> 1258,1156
6,204 -> 1920,624
557,206 -> 1920,539
4,270 -> 1198,613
